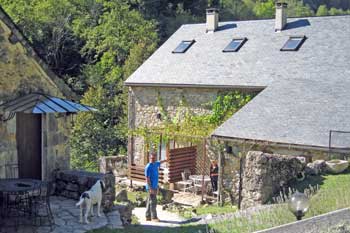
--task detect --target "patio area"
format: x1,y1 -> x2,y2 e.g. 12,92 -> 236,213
0,196 -> 123,233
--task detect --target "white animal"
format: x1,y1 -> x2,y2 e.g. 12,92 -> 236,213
76,180 -> 105,224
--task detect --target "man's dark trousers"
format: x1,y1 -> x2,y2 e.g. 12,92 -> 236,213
145,193 -> 157,219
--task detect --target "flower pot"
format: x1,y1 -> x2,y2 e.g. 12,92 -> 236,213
325,160 -> 349,174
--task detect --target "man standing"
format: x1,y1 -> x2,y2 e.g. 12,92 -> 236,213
144,152 -> 167,222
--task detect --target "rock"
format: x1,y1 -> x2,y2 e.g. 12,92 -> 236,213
66,183 -> 79,192
305,160 -> 327,176
116,189 -> 128,202
205,214 -> 213,220
115,202 -> 134,225
296,156 -> 307,164
61,190 -> 80,200
106,210 -> 124,229
241,151 -> 303,209
135,195 -> 146,207
326,160 -> 349,174
159,188 -> 174,204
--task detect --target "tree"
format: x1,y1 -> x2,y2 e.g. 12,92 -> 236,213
316,5 -> 329,16
70,1 -> 158,171
0,0 -> 83,81
253,0 -> 275,18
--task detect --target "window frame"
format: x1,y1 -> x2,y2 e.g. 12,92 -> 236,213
172,40 -> 196,53
280,35 -> 307,51
222,37 -> 248,53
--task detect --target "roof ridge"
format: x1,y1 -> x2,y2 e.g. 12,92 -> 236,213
180,14 -> 350,26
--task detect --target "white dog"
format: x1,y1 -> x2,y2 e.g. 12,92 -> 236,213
76,180 -> 105,224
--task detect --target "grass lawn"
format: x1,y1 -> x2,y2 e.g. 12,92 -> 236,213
92,171 -> 350,233
126,190 -> 148,203
177,202 -> 238,219
209,170 -> 350,233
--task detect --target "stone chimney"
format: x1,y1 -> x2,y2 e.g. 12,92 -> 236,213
275,2 -> 288,31
206,8 -> 219,33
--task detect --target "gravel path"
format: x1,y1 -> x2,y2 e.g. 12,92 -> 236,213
133,205 -> 188,227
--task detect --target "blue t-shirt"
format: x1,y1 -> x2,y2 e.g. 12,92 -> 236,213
145,161 -> 161,190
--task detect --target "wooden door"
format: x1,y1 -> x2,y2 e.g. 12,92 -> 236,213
16,113 -> 42,179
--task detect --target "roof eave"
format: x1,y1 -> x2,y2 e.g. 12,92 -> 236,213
211,134 -> 350,154
124,82 -> 266,90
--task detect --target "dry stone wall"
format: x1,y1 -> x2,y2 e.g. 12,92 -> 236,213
54,170 -> 116,212
241,151 -> 304,209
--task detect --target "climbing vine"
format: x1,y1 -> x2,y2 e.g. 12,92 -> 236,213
131,90 -> 256,146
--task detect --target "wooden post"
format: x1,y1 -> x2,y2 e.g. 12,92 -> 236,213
218,145 -> 224,206
128,135 -> 133,188
127,88 -> 135,188
167,143 -> 175,190
238,156 -> 243,210
201,139 -> 206,202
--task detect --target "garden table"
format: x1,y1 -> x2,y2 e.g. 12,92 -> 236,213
0,178 -> 42,221
189,175 -> 211,194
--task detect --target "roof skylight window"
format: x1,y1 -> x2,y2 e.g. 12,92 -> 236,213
172,40 -> 195,53
281,36 -> 306,51
223,38 -> 247,52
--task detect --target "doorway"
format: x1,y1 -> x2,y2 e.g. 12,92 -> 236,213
16,113 -> 42,179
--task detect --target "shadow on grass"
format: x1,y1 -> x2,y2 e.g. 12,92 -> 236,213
292,167 -> 350,192
89,224 -> 208,233
290,175 -> 325,193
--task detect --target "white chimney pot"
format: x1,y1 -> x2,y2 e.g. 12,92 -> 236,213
206,8 -> 219,33
275,3 -> 288,31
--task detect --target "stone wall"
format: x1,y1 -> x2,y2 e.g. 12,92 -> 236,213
220,140 -> 347,202
241,151 -> 304,209
129,87 -> 220,165
54,170 -> 116,212
41,114 -> 71,181
0,117 -> 17,178
99,155 -> 128,177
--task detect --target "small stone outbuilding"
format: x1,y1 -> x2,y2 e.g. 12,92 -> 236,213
0,6 -> 80,181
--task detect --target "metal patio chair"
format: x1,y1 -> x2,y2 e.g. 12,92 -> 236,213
31,181 -> 54,228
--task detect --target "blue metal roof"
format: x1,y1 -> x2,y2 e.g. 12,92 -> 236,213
0,93 -> 97,114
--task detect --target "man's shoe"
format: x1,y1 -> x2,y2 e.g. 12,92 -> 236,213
146,217 -> 152,221
152,218 -> 160,222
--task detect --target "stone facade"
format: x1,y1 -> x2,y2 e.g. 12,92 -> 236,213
240,151 -> 304,209
54,170 -> 116,212
127,86 -> 347,194
128,86 -> 220,165
0,11 -> 73,180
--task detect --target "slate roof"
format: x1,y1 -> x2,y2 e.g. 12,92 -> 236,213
125,15 -> 350,149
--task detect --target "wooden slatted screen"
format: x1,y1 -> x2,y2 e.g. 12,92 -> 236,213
168,146 -> 197,183
129,164 -> 165,184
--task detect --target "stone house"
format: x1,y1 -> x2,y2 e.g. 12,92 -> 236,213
125,5 -> 350,186
0,7 -> 91,181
